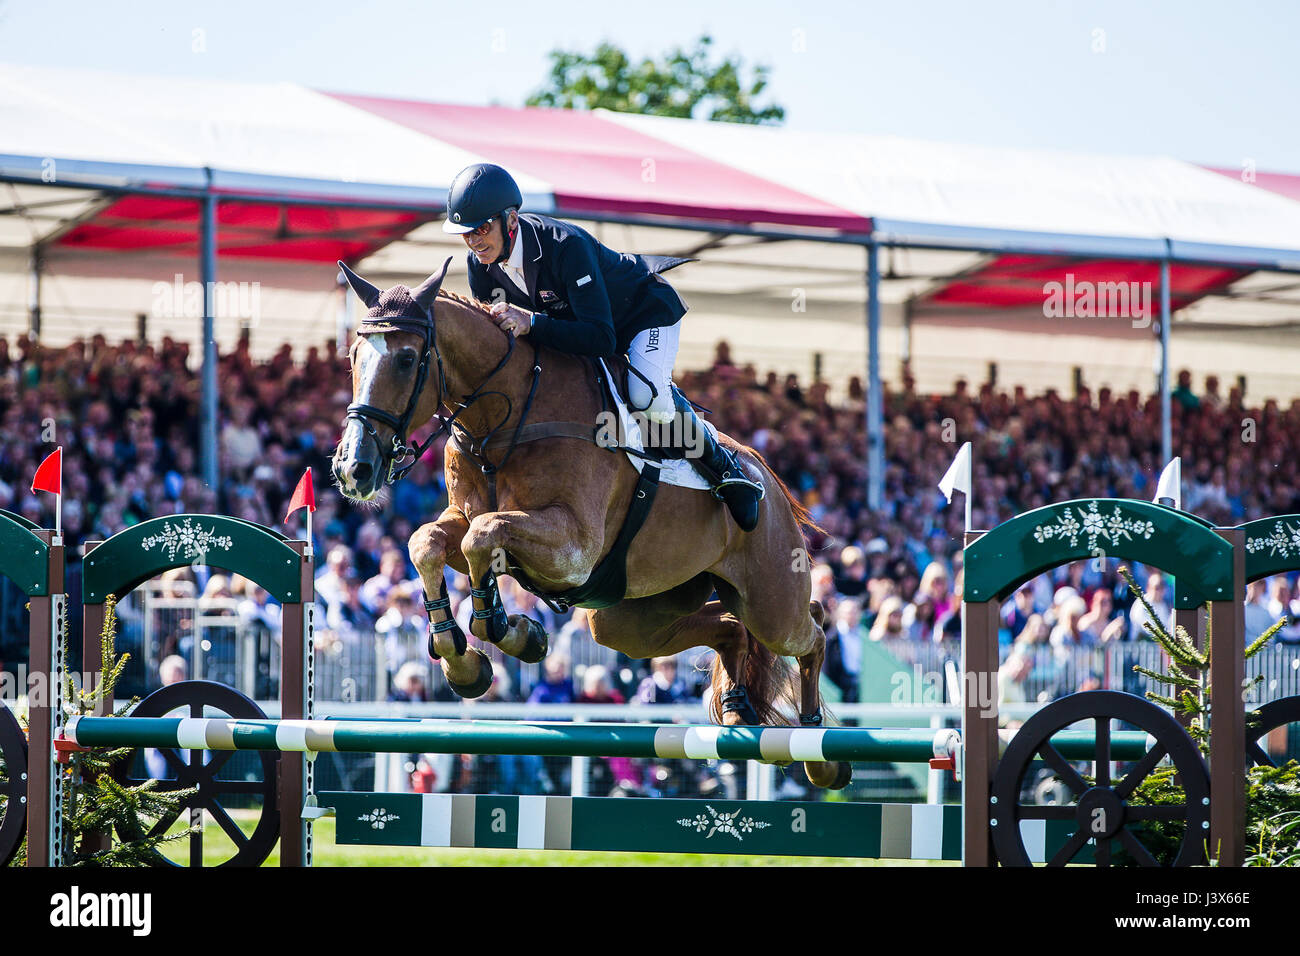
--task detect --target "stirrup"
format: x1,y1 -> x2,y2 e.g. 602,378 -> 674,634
712,470 -> 765,501
708,447 -> 765,502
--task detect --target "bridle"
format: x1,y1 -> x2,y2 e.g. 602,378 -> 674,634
345,312 -> 446,485
344,298 -> 531,486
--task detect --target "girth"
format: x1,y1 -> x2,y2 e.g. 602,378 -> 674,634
509,464 -> 661,613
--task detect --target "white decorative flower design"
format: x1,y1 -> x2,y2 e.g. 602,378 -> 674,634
1032,500 -> 1155,552
359,807 -> 400,830
1245,521 -> 1300,561
139,517 -> 234,562
676,805 -> 771,842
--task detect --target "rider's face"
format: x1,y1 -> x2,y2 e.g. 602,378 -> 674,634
463,210 -> 516,264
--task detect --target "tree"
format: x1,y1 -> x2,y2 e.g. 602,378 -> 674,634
526,35 -> 784,125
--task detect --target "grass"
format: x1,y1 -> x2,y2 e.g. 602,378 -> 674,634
152,811 -> 953,867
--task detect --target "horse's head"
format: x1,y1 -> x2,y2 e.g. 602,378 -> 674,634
332,257 -> 452,501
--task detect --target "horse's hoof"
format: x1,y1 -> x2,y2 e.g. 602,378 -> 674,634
825,761 -> 853,790
513,615 -> 549,664
806,760 -> 853,790
445,649 -> 494,699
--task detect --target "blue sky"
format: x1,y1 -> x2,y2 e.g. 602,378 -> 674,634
1,0 -> 1294,172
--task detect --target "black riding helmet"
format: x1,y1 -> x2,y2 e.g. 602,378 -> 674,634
442,163 -> 523,264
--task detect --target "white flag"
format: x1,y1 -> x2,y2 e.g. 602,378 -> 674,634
938,441 -> 972,503
1154,457 -> 1181,509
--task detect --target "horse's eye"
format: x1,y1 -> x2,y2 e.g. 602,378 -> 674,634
396,351 -> 416,373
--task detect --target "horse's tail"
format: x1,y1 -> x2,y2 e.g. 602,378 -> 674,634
705,444 -> 830,728
707,629 -> 804,727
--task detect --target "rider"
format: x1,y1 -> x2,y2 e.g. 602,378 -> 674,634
442,162 -> 764,532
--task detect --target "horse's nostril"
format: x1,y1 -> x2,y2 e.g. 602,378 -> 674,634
353,461 -> 372,484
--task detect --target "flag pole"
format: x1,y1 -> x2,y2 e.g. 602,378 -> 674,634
964,468 -> 972,533
55,445 -> 62,541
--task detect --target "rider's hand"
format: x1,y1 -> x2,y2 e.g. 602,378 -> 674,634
490,302 -> 532,337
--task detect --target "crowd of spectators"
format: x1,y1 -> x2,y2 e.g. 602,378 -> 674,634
2,332 -> 1300,730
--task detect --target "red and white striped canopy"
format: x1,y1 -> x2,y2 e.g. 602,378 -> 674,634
4,63 -> 1300,322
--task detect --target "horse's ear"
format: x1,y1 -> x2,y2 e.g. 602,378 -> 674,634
413,257 -> 453,313
338,260 -> 381,309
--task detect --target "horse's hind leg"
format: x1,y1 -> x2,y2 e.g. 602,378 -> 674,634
792,627 -> 852,790
713,628 -> 762,726
711,575 -> 852,790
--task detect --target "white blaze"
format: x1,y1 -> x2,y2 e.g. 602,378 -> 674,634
338,333 -> 389,470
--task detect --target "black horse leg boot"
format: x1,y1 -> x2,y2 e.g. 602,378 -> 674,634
669,386 -> 764,532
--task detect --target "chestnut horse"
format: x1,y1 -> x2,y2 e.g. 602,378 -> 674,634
331,258 -> 849,789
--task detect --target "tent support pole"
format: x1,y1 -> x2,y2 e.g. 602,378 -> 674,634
200,171 -> 219,492
866,239 -> 884,512
1160,255 -> 1172,465
28,248 -> 42,340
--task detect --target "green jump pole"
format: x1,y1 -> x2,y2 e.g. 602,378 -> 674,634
66,717 -> 1151,762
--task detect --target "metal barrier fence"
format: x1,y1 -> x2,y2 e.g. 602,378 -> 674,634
20,567 -> 1300,714
876,639 -> 1300,707
110,579 -> 711,705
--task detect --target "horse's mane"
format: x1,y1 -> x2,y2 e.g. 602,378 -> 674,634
437,289 -> 496,321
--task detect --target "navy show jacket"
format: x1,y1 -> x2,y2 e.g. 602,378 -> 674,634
465,213 -> 687,357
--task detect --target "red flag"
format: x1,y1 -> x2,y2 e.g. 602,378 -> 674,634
31,448 -> 62,496
284,467 -> 315,524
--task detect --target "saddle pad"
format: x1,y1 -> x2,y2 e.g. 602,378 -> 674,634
597,358 -> 712,492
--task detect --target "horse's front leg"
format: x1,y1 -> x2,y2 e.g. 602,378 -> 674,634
409,507 -> 494,698
461,506 -> 596,664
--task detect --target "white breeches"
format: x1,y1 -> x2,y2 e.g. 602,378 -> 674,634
626,322 -> 680,424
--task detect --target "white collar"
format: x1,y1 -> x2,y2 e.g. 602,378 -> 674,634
506,225 -> 525,272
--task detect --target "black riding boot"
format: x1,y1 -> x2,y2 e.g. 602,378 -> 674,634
665,386 -> 764,532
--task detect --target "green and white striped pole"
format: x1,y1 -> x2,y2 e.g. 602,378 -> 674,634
65,717 -> 1151,762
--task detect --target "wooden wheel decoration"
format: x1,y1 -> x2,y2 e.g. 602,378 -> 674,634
990,690 -> 1210,867
0,702 -> 28,866
114,680 -> 280,867
1247,694 -> 1300,768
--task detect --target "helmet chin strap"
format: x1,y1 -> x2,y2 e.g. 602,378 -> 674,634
492,212 -> 518,265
